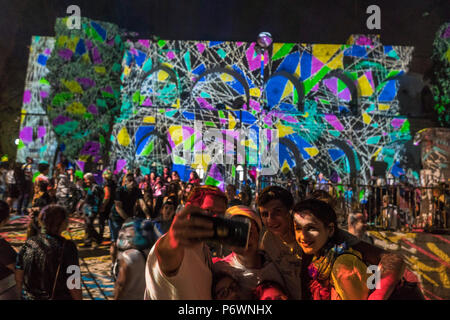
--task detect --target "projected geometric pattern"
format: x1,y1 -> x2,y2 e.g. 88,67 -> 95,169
17,36 -> 58,166
18,20 -> 416,190
111,35 -> 414,187
43,18 -> 124,172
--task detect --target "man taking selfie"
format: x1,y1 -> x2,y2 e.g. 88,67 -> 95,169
145,185 -> 227,299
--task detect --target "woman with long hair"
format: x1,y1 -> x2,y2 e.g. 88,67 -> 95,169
16,205 -> 82,300
188,171 -> 200,186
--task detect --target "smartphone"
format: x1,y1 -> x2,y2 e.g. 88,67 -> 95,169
191,213 -> 251,249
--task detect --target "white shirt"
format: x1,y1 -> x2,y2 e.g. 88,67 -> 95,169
144,240 -> 212,300
117,248 -> 149,300
5,170 -> 15,184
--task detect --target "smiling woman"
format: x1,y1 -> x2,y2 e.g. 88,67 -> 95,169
293,199 -> 370,300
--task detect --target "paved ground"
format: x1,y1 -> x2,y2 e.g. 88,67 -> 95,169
1,215 -> 449,300
0,214 -> 114,300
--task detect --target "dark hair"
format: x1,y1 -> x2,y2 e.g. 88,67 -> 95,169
38,163 -> 50,173
185,182 -> 194,189
183,183 -> 194,201
293,199 -> 337,231
257,186 -> 294,209
143,180 -> 154,195
167,181 -> 181,195
253,280 -> 289,300
125,173 -> 135,182
307,190 -> 337,208
241,184 -> 252,197
226,184 -> 237,193
190,171 -> 199,179
211,272 -> 238,299
164,193 -> 179,208
240,185 -> 253,205
37,179 -> 49,192
0,200 -> 10,224
38,205 -> 68,236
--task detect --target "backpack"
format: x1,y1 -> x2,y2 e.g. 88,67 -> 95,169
111,217 -> 166,281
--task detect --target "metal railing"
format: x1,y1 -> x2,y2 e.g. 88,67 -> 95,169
258,177 -> 450,232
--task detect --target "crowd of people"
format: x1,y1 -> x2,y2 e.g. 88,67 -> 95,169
0,157 -> 426,300
281,172 -> 450,231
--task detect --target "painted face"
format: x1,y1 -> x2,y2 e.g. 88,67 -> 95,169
293,210 -> 334,256
201,195 -> 227,216
259,286 -> 288,300
258,199 -> 291,239
213,276 -> 240,300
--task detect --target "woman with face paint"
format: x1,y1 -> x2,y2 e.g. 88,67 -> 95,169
303,193 -> 408,300
292,199 -> 371,300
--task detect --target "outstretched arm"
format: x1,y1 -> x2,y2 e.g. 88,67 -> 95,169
155,205 -> 213,276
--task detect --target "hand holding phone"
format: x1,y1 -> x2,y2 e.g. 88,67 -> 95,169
166,205 -> 215,249
190,213 -> 251,249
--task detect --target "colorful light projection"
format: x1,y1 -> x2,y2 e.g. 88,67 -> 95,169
43,17 -> 125,171
17,36 -> 58,165
111,34 -> 415,187
431,23 -> 450,127
18,18 -> 416,188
